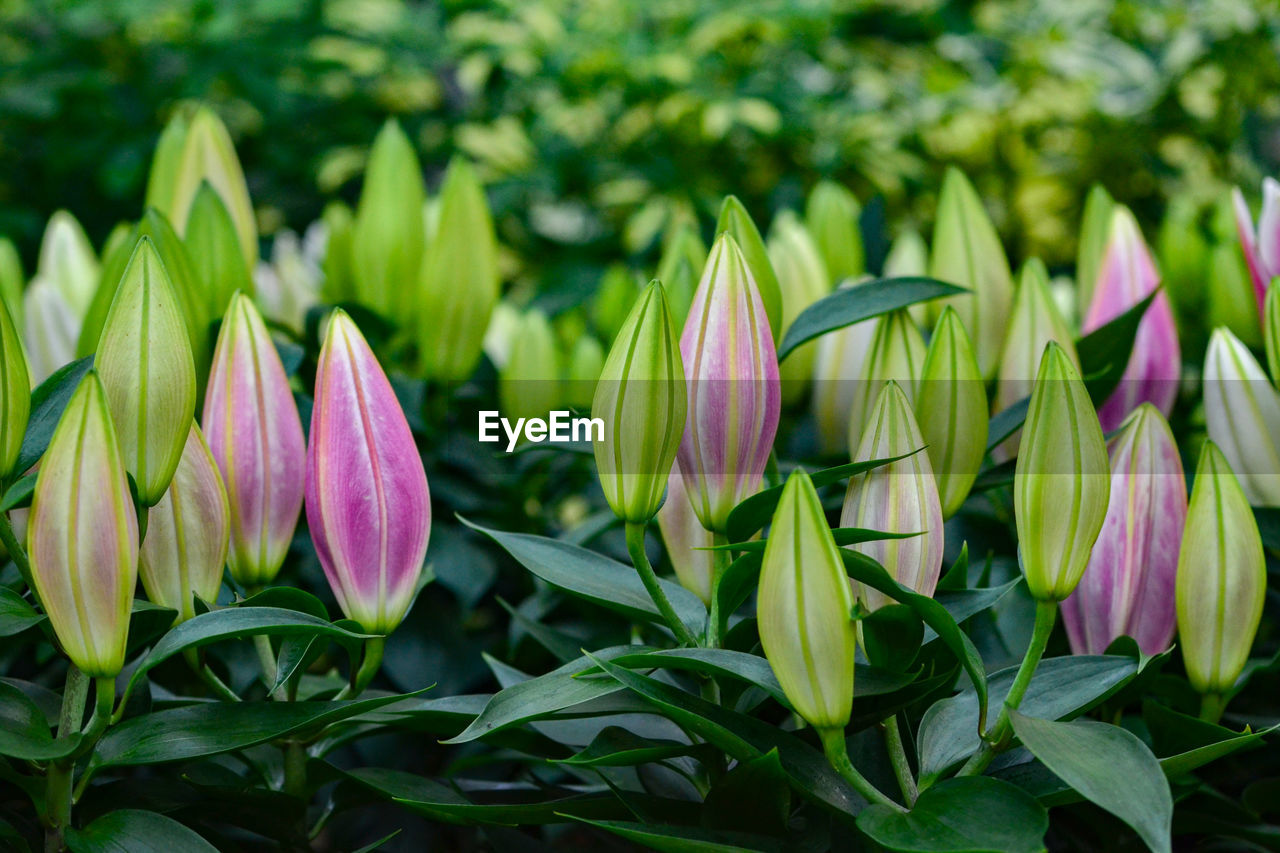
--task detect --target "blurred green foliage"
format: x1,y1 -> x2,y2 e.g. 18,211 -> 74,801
2,0 -> 1279,301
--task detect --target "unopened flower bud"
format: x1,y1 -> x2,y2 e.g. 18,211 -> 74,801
716,196 -> 783,345
805,180 -> 864,285
1203,327 -> 1280,506
768,212 -> 830,406
846,309 -> 926,451
353,120 -> 426,319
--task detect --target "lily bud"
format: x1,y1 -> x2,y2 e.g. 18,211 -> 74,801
498,309 -> 562,426
593,282 -> 687,523
1202,327 -> 1280,506
1265,284 -> 1280,385
930,167 -> 1014,377
758,468 -> 856,729
147,106 -> 258,271
307,311 -> 430,633
565,335 -> 604,412
22,281 -> 79,385
676,234 -> 781,533
846,309 -> 926,452
185,182 -> 255,320
842,381 -> 944,610
915,306 -> 987,518
95,238 -> 198,505
716,196 -> 784,345
997,258 -> 1079,414
254,229 -> 323,334
804,180 -> 864,285
321,201 -> 358,304
655,463 -> 715,604
1083,207 -> 1180,430
768,212 -> 831,406
139,424 -> 230,622
353,119 -> 426,319
884,229 -> 930,327
1231,179 -> 1280,316
1176,442 -> 1266,695
28,373 -> 138,677
0,237 -> 25,329
417,158 -> 500,382
202,293 -> 306,586
1014,342 -> 1111,601
655,224 -> 706,333
1207,238 -> 1263,347
1076,184 -> 1116,316
1061,405 -> 1186,655
0,297 -> 29,479
36,210 -> 99,316
592,266 -> 642,345
811,281 -> 877,456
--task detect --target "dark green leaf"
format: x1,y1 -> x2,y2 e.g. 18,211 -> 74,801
1010,711 -> 1172,853
559,726 -> 709,768
777,277 -> 965,360
571,816 -> 782,852
714,552 -> 762,621
0,680 -> 77,760
703,749 -> 790,836
1075,289 -> 1159,404
711,527 -> 920,553
16,356 -> 93,473
857,776 -> 1047,853
460,518 -> 705,635
66,809 -> 217,853
928,578 -> 1022,640
862,605 -> 923,672
0,587 -> 44,637
985,399 -> 1029,454
0,473 -> 35,511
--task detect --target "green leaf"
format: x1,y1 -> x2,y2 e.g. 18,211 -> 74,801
124,606 -> 372,696
714,552 -> 762,621
929,578 -> 1022,640
570,816 -> 782,852
1075,289 -> 1159,404
1009,711 -> 1172,853
777,277 -> 965,360
0,473 -> 35,511
702,749 -> 790,836
856,776 -> 1048,853
92,691 -> 419,768
558,726 -> 709,768
66,809 -> 217,853
459,517 -> 705,635
0,587 -> 45,637
1143,701 -> 1276,778
918,654 -> 1142,784
725,452 -> 919,542
0,680 -> 78,760
842,551 -> 987,730
862,605 -> 923,672
984,398 -> 1030,454
710,527 -> 920,553
16,355 -> 93,473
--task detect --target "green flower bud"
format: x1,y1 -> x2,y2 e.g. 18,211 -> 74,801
768,212 -> 830,406
95,238 -> 198,505
593,282 -> 686,522
716,196 -> 783,344
36,210 -> 99,316
846,309 -> 926,452
321,201 -> 358,304
353,119 -> 426,319
885,229 -> 930,328
655,224 -> 706,333
147,106 -> 258,272
757,468 -> 857,729
1156,196 -> 1209,335
498,309 -> 561,426
565,335 -> 605,412
184,182 -> 255,320
1014,342 -> 1111,600
1076,183 -> 1115,316
915,307 -> 988,518
929,167 -> 1014,377
1265,283 -> 1280,387
1207,240 -> 1262,348
1176,442 -> 1266,695
804,180 -> 864,284
591,266 -> 642,344
0,237 -> 25,330
0,296 -> 30,479
418,157 -> 501,382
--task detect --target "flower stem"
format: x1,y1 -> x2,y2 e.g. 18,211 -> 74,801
705,532 -> 733,648
818,727 -> 907,813
335,636 -> 386,701
625,521 -> 697,647
1199,692 -> 1227,725
283,740 -> 308,798
183,648 -> 241,703
958,599 -> 1057,778
44,667 -> 89,852
0,510 -> 39,605
254,634 -> 279,697
881,715 -> 918,806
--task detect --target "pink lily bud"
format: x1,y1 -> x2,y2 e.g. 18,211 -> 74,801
1082,207 -> 1181,431
202,293 -> 306,586
28,372 -> 138,677
655,462 -> 715,604
676,234 -> 781,534
1232,179 -> 1280,316
306,310 -> 430,633
1060,404 -> 1186,655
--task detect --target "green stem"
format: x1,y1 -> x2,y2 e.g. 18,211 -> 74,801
958,599 -> 1057,778
705,532 -> 733,648
0,510 -> 39,605
254,634 -> 279,696
335,636 -> 386,701
625,521 -> 697,647
818,727 -> 906,812
283,740 -> 308,798
44,667 -> 89,852
881,715 -> 918,806
1199,692 -> 1227,725
183,648 -> 241,703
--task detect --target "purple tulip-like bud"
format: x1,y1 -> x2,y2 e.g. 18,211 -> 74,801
202,293 -> 306,586
307,310 -> 430,633
1082,207 -> 1181,431
1060,404 -> 1186,655
676,234 -> 781,533
1232,179 -> 1280,316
